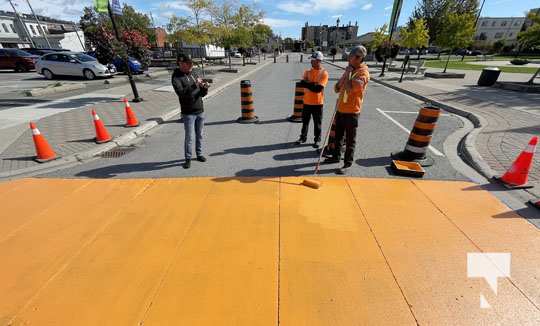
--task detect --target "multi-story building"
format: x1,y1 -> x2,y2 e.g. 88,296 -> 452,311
302,18 -> 358,49
0,10 -> 80,49
475,17 -> 526,46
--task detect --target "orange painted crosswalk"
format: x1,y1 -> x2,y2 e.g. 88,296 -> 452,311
0,177 -> 538,325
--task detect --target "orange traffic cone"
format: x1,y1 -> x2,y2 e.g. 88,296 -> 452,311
30,122 -> 56,163
495,136 -> 537,189
92,109 -> 112,144
123,98 -> 139,127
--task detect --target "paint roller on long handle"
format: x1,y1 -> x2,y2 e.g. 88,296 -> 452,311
302,98 -> 340,189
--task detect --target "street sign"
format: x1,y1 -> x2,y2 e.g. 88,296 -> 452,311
111,0 -> 122,15
389,0 -> 403,33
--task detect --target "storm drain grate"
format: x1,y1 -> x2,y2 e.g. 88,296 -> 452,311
100,147 -> 136,158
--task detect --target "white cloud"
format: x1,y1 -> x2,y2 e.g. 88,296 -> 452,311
331,14 -> 343,19
263,17 -> 302,28
384,5 -> 393,11
278,0 -> 355,14
361,3 -> 373,11
158,1 -> 191,12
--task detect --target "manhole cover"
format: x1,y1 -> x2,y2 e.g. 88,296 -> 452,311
100,147 -> 136,158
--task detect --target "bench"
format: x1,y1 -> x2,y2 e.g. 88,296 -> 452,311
407,59 -> 426,74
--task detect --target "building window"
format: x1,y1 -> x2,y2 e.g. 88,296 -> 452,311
481,21 -> 488,26
501,21 -> 507,27
514,21 -> 520,26
2,23 -> 8,33
29,25 -> 36,35
10,24 -> 16,33
494,32 -> 504,39
509,33 -> 513,37
492,21 -> 496,26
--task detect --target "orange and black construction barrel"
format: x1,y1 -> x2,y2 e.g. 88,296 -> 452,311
238,80 -> 259,123
287,82 -> 304,122
391,105 -> 441,166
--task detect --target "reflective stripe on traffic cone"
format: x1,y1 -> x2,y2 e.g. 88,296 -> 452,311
496,136 -> 537,189
30,122 -> 56,163
92,109 -> 112,144
287,82 -> 303,122
123,98 -> 139,127
238,80 -> 258,123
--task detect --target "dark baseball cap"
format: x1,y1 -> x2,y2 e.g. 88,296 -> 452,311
177,53 -> 193,63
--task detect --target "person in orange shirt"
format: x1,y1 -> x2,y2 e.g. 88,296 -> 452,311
324,45 -> 370,174
295,51 -> 329,148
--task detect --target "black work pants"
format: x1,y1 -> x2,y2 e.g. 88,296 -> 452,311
300,104 -> 323,141
333,112 -> 359,165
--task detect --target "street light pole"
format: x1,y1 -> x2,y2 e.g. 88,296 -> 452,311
107,1 -> 143,102
25,0 -> 52,48
7,0 -> 35,47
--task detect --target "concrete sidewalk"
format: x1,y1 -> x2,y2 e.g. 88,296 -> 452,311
0,57 -> 277,178
332,60 -> 540,198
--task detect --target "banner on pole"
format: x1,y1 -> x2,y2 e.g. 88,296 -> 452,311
111,0 -> 122,15
389,0 -> 404,33
94,0 -> 108,13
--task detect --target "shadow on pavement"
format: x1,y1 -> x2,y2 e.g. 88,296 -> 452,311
43,97 -> 119,109
235,162 -> 336,177
211,142 -> 308,157
356,156 -> 391,167
1,156 -> 34,161
74,160 -> 183,178
273,150 -> 318,161
0,98 -> 49,109
484,125 -> 540,135
492,206 -> 540,220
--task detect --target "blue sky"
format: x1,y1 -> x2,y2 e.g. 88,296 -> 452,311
0,0 -> 538,39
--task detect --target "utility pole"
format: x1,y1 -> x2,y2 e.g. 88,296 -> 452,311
73,24 -> 86,52
7,0 -> 35,47
25,0 -> 51,48
108,1 -> 143,102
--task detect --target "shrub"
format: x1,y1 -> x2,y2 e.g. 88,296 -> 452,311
510,59 -> 530,65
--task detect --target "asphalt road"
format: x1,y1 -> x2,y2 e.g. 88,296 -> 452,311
44,61 -> 467,180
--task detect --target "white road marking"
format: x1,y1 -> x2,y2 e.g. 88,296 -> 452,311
376,107 -> 445,157
380,110 -> 450,116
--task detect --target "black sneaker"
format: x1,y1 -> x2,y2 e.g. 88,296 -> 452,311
323,157 -> 340,164
295,138 -> 306,145
336,163 -> 352,175
312,140 -> 321,149
196,156 -> 207,162
183,159 -> 191,169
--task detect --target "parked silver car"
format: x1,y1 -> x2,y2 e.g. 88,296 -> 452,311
36,52 -> 115,80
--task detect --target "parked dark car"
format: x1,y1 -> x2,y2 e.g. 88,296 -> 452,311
20,48 -> 56,56
454,48 -> 471,56
470,50 -> 483,56
0,48 -> 38,72
112,56 -> 145,74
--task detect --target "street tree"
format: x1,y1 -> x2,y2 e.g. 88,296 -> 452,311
410,0 -> 478,46
399,18 -> 429,59
436,12 -> 475,73
518,12 -> 540,84
252,23 -> 273,50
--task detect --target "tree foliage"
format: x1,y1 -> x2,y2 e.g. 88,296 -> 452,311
399,18 -> 429,49
518,13 -> 540,50
436,12 -> 475,50
410,0 -> 478,45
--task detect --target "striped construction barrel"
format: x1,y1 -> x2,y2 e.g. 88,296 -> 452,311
322,116 -> 338,157
238,80 -> 258,123
287,82 -> 304,122
391,105 -> 441,167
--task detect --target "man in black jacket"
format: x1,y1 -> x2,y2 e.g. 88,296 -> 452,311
172,53 -> 210,169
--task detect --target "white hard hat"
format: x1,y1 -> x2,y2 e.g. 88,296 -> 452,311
311,51 -> 324,61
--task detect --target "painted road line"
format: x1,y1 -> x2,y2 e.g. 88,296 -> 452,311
142,178 -> 279,325
2,177 -> 539,324
381,110 -> 450,116
376,107 -> 445,157
347,178 -> 540,325
280,177 -> 416,325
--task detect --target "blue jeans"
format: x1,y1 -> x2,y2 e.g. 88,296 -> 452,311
182,113 -> 204,160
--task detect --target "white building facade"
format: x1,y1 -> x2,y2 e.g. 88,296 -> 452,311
475,17 -> 526,46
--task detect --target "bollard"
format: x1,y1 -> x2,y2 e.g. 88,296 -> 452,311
274,55 -> 276,63
238,80 -> 259,123
391,105 -> 441,166
287,82 -> 304,122
286,55 -> 289,63
300,54 -> 303,62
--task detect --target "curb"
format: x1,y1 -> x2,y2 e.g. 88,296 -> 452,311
24,83 -> 86,97
323,59 -> 497,180
0,59 -> 274,180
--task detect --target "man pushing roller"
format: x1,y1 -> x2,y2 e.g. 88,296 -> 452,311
324,45 -> 370,175
295,51 -> 329,149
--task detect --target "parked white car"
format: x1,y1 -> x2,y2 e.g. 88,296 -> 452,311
36,52 -> 115,80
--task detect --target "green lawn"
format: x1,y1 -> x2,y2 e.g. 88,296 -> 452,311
424,60 -> 539,74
